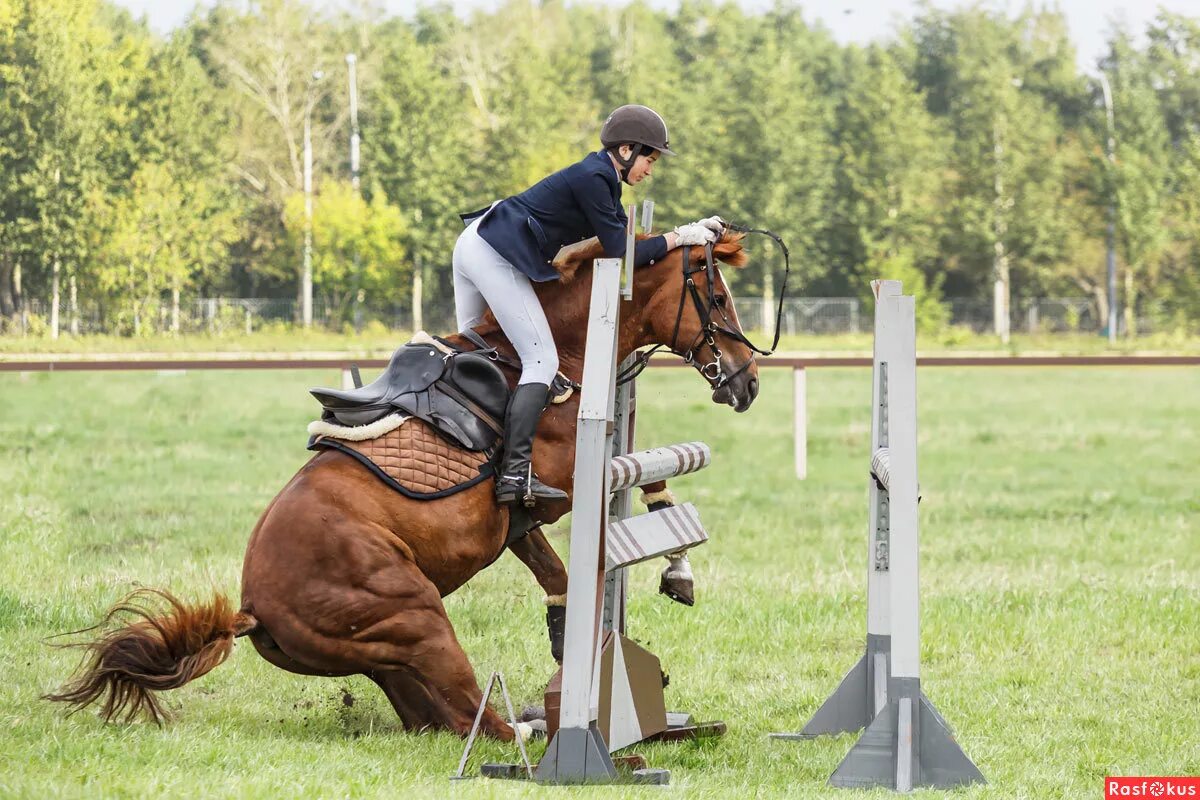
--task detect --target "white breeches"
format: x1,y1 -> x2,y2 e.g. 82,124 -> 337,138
452,218 -> 559,386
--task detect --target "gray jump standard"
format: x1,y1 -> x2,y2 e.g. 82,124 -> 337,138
772,279 -> 986,792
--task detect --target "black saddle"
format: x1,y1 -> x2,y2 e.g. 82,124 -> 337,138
311,343 -> 510,451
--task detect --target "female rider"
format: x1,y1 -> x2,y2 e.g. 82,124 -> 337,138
454,104 -> 723,507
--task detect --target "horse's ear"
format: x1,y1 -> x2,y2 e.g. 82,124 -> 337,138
714,233 -> 748,268
552,237 -> 603,282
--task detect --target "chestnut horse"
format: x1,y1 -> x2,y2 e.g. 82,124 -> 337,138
49,234 -> 760,741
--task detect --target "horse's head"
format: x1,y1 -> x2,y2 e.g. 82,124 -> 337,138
550,231 -> 761,411
635,232 -> 760,411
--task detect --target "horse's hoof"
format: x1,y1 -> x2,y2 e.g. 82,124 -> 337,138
519,705 -> 546,722
659,574 -> 695,606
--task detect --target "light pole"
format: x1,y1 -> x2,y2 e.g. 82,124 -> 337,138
1098,71 -> 1118,343
346,54 -> 360,193
346,54 -> 364,331
302,68 -> 324,328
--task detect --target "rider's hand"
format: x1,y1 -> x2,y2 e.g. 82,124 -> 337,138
671,223 -> 718,247
696,215 -> 726,234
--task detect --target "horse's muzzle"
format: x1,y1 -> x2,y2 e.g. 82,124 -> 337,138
711,366 -> 758,412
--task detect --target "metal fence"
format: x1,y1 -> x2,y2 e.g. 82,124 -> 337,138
6,297 -> 463,337
945,298 -> 1101,334
1,295 -> 1181,338
738,298 -> 863,335
738,296 -> 1170,336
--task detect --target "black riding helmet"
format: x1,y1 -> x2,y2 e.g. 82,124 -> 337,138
601,105 -> 675,184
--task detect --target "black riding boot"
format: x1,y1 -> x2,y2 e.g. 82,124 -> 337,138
495,383 -> 569,507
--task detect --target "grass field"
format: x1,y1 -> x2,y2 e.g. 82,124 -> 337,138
0,365 -> 1197,798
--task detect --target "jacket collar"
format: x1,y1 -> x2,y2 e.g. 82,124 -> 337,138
590,150 -> 619,180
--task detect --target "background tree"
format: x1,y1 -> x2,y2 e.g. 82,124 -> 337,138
283,180 -> 408,324
367,12 -> 475,305
1102,32 -> 1172,336
830,42 -> 946,304
912,7 -> 1082,340
2,0 -> 1199,338
0,0 -> 111,331
726,6 -> 838,303
191,0 -> 348,313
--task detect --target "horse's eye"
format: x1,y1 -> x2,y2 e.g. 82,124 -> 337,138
714,294 -> 727,308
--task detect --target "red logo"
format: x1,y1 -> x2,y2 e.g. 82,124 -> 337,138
1107,778 -> 1200,798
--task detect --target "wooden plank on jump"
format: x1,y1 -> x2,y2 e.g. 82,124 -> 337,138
605,503 -> 708,571
608,442 -> 711,492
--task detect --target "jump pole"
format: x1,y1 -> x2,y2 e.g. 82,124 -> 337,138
772,280 -> 985,791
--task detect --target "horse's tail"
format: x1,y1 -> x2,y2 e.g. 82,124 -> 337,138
45,588 -> 258,724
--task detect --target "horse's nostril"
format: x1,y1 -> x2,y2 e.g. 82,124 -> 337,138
748,377 -> 759,400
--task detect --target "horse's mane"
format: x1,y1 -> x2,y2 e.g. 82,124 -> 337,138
552,231 -> 748,282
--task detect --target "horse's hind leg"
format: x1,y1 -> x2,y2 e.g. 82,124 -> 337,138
366,555 -> 514,741
369,667 -> 444,733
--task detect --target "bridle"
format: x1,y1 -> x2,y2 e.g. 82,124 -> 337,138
616,223 -> 791,389
455,223 -> 792,392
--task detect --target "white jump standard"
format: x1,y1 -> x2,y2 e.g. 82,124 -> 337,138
473,205 -> 720,785
536,252 -> 717,785
772,280 -> 985,791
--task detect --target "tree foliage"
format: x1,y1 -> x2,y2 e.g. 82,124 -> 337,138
282,179 -> 409,320
3,0 -> 1199,335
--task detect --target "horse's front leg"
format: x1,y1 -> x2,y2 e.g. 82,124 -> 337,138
641,480 -> 696,607
507,527 -> 567,662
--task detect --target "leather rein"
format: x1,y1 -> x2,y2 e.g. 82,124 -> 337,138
454,222 -> 792,393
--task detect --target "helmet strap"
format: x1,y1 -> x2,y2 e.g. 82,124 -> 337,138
611,143 -> 650,185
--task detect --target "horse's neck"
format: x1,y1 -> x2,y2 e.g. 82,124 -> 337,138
537,271 -> 652,370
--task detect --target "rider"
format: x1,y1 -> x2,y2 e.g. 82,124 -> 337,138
454,104 -> 724,507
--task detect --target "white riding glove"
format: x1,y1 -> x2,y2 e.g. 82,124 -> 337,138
696,215 -> 726,234
672,223 -> 718,247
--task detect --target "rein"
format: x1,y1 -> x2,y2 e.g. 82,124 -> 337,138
451,223 -> 792,393
617,223 -> 791,389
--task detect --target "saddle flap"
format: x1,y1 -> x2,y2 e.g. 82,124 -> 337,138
443,352 -> 509,423
411,352 -> 509,451
310,345 -> 447,410
310,344 -> 511,452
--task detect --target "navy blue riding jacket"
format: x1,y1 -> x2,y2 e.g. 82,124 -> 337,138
461,151 -> 669,282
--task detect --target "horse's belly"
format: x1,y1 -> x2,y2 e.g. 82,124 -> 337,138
402,490 -> 510,595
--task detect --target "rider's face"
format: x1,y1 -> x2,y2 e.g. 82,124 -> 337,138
622,148 -> 659,184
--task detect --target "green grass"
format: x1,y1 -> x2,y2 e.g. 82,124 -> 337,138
2,327 -> 1198,356
0,366 -> 1197,798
